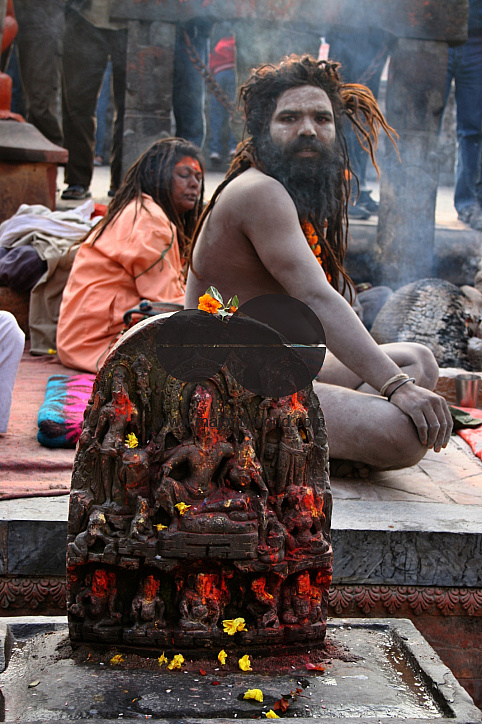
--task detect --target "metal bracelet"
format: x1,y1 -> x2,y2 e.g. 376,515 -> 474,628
387,377 -> 416,402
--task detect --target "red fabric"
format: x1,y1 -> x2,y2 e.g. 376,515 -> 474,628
209,36 -> 235,75
92,203 -> 108,218
0,346 -> 78,500
455,406 -> 482,459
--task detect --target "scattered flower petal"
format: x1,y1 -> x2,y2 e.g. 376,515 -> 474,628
157,653 -> 168,666
305,662 -> 325,671
211,681 -> 221,686
125,432 -> 138,448
167,654 -> 184,670
28,681 -> 40,688
265,710 -> 280,719
155,523 -> 168,531
218,650 -> 227,665
238,654 -> 252,672
110,654 -> 124,665
199,669 -> 207,676
223,617 -> 246,635
244,688 -> 263,702
174,502 -> 191,516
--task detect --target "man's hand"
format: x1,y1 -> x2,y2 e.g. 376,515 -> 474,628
388,383 -> 453,451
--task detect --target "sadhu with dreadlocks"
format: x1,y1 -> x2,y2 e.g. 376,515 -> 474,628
57,138 -> 204,373
186,55 -> 452,473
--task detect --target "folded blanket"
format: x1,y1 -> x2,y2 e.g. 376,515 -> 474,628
37,374 -> 95,448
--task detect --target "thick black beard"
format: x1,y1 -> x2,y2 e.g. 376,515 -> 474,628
255,134 -> 344,224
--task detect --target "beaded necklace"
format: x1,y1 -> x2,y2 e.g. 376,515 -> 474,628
300,220 -> 332,283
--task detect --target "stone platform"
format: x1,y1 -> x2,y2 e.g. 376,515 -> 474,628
1,617 -> 480,722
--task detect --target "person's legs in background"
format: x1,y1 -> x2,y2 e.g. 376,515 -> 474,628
107,29 -> 127,195
14,0 -> 64,146
0,312 -> 25,434
208,68 -> 237,164
94,59 -> 112,165
61,7 -> 108,199
172,19 -> 213,148
451,37 -> 482,224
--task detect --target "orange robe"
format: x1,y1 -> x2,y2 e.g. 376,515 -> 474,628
57,195 -> 185,372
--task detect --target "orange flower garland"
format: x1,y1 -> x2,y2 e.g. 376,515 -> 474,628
300,221 -> 332,283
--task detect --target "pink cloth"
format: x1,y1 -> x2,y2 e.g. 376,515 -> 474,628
57,195 -> 185,373
455,406 -> 482,459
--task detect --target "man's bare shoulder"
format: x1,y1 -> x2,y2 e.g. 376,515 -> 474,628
216,167 -> 295,214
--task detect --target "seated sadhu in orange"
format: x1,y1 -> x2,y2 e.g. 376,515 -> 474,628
185,56 -> 452,473
57,138 -> 204,373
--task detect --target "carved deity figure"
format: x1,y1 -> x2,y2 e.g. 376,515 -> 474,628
128,496 -> 155,541
281,572 -> 312,626
281,485 -> 328,557
70,568 -> 121,627
247,576 -> 281,629
179,572 -> 226,631
130,574 -> 166,631
94,367 -> 140,508
68,509 -> 114,561
155,386 -> 234,528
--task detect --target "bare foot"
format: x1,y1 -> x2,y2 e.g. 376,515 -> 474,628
330,459 -> 371,479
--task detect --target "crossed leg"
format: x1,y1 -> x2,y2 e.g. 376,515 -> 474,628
315,342 -> 440,470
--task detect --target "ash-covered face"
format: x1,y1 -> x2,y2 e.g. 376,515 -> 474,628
256,85 -> 343,223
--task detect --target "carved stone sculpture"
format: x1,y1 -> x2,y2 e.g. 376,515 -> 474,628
67,315 -> 332,651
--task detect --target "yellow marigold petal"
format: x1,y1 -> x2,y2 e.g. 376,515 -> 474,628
238,654 -> 252,671
222,617 -> 246,635
174,502 -> 191,515
167,654 -> 185,670
244,688 -> 263,702
265,710 -> 280,718
218,650 -> 227,665
110,654 -> 124,665
158,652 -> 168,666
125,432 -> 138,448
155,523 -> 168,531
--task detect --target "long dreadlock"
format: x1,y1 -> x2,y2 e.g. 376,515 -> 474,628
190,54 -> 397,298
81,138 -> 204,266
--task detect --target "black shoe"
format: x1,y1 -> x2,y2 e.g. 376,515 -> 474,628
470,205 -> 482,231
108,188 -> 117,198
348,204 -> 371,220
358,190 -> 379,215
458,205 -> 475,224
61,185 -> 91,200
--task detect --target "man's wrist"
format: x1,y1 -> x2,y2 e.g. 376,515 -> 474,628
379,373 -> 410,397
387,377 -> 416,402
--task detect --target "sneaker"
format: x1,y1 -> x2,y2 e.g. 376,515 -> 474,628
94,155 -> 104,167
358,190 -> 379,215
470,204 -> 482,231
61,185 -> 91,200
209,152 -> 222,168
458,205 -> 475,224
348,203 -> 370,220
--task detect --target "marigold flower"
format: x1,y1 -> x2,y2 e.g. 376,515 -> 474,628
218,650 -> 227,665
223,617 -> 246,635
155,523 -> 168,531
244,688 -> 263,702
265,710 -> 280,718
238,654 -> 252,671
312,244 -> 321,255
198,293 -> 222,314
167,654 -> 185,670
174,502 -> 191,515
158,652 -> 168,666
125,432 -> 138,448
110,654 -> 124,665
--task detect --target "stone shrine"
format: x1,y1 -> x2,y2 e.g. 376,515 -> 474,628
67,313 -> 332,653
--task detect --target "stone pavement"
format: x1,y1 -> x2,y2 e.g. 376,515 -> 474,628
1,617 -> 480,722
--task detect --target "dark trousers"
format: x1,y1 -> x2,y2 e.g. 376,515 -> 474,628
14,0 -> 64,146
326,27 -> 393,191
62,8 -> 127,190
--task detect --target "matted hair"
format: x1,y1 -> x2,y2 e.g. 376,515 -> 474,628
190,55 -> 397,297
87,137 -> 204,262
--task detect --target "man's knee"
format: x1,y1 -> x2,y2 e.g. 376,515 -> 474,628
408,342 -> 439,389
376,413 -> 426,470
